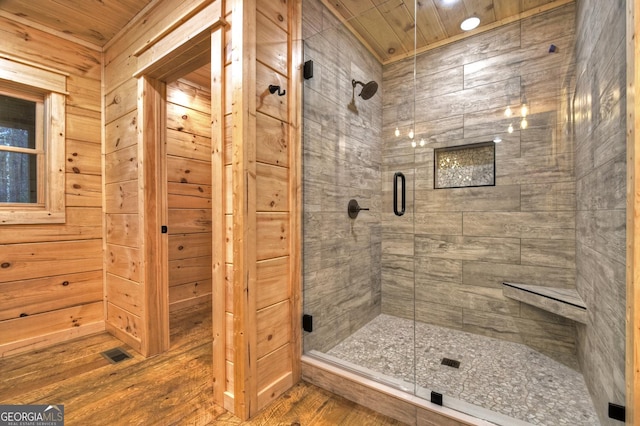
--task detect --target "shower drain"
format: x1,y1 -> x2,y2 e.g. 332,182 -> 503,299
441,357 -> 461,368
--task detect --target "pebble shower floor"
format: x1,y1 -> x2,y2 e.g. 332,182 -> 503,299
326,314 -> 600,426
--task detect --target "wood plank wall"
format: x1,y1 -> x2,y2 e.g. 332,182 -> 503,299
103,0 -> 216,355
103,0 -> 300,418
166,76 -> 213,312
254,0 -> 297,414
229,0 -> 301,418
0,16 -> 103,356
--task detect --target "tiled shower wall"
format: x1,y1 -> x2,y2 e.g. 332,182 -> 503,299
302,0 -> 383,352
574,0 -> 627,423
381,4 -> 580,363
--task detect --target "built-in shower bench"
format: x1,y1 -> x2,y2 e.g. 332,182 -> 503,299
502,282 -> 587,324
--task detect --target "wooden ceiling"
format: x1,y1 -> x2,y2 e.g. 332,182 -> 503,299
321,0 -> 574,63
0,0 -> 155,49
0,0 -> 572,57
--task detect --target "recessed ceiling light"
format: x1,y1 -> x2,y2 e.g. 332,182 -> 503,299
460,17 -> 480,31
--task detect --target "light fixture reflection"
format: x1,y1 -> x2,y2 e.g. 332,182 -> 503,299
493,136 -> 502,143
395,127 -> 400,137
419,138 -> 425,147
521,103 -> 528,117
508,123 -> 514,133
520,118 -> 528,129
411,140 -> 417,148
504,106 -> 512,117
408,129 -> 414,139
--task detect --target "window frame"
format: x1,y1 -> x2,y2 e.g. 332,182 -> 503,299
0,56 -> 67,225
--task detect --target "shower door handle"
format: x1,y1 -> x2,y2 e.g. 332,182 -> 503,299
393,172 -> 405,216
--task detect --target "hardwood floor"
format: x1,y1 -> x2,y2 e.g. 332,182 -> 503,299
0,303 -> 405,425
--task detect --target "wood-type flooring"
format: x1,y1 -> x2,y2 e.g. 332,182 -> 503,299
0,302 -> 405,425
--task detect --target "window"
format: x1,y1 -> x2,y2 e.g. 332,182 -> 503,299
0,92 -> 43,204
0,56 -> 67,224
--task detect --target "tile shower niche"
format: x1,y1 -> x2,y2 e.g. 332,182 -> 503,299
434,142 -> 495,189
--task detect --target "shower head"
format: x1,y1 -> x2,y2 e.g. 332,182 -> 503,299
352,79 -> 378,100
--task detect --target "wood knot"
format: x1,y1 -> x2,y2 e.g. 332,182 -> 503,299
20,313 -> 29,317
73,184 -> 81,189
182,115 -> 188,120
267,334 -> 273,341
72,167 -> 80,174
178,245 -> 184,251
62,281 -> 69,286
278,14 -> 284,22
1,262 -> 10,268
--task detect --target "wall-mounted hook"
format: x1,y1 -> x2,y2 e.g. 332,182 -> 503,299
268,85 -> 286,96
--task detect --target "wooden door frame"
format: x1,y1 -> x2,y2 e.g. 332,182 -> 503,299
132,3 -> 226,383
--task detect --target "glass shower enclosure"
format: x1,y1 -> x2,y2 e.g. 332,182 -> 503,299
301,0 -> 601,425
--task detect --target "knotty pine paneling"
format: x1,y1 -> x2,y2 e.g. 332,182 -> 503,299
256,257 -> 289,310
0,16 -> 101,79
105,274 -> 143,317
256,213 -> 290,261
105,79 -> 138,125
105,144 -> 138,184
106,302 -> 142,349
0,240 -> 102,283
0,302 -> 103,349
256,300 -> 291,358
66,139 -> 102,176
168,233 -> 212,260
169,278 -> 212,310
106,244 -> 141,283
168,256 -> 212,286
66,107 -> 101,144
256,11 -> 288,76
98,0 -> 301,414
166,129 -> 212,163
166,77 -> 212,311
256,61 -> 288,122
256,163 -> 289,212
105,109 -> 138,154
256,113 -> 289,167
66,173 -> 102,207
256,343 -> 293,393
105,181 -> 138,214
0,270 -> 102,321
1,208 -> 101,244
106,213 -> 139,247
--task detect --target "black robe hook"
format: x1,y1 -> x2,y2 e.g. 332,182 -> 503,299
268,85 -> 286,96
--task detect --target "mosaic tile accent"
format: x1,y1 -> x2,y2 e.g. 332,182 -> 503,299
326,314 -> 599,426
434,142 -> 495,189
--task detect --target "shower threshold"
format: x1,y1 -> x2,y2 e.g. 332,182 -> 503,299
305,351 -> 531,426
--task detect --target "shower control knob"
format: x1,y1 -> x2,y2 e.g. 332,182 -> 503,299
348,199 -> 369,219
